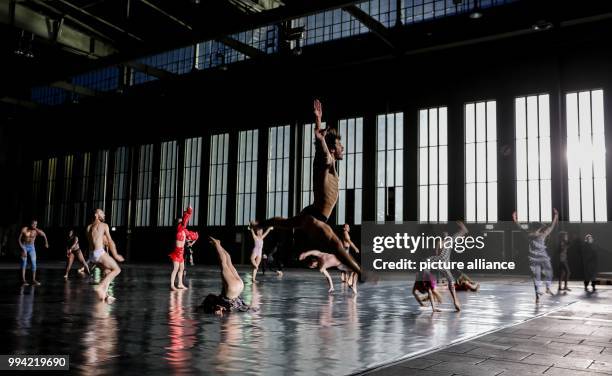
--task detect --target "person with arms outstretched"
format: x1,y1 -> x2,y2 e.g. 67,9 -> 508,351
18,219 -> 49,286
512,208 -> 558,303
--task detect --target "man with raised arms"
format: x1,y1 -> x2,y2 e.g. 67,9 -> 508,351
252,99 -> 361,275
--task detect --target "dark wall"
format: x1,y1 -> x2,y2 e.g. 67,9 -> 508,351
3,17 -> 612,271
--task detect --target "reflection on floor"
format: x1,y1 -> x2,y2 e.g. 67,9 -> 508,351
0,264 -> 588,375
367,292 -> 612,375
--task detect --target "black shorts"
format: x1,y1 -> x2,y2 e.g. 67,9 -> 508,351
300,205 -> 329,223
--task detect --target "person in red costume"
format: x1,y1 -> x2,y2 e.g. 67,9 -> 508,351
169,207 -> 199,291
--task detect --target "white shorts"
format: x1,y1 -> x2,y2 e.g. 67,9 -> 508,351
90,249 -> 106,263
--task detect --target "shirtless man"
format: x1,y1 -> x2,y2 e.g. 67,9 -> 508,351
299,250 -> 357,294
253,100 -> 361,275
18,219 -> 49,286
87,209 -> 124,303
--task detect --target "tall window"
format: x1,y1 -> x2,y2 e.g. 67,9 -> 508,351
300,122 -> 326,210
136,144 -> 154,227
111,147 -> 129,226
377,113 -> 404,223
44,158 -> 57,226
158,141 -> 178,226
60,155 -> 74,226
566,89 -> 607,222
338,117 -> 363,224
93,150 -> 109,210
183,137 -> 202,226
465,101 -> 497,222
208,134 -> 229,226
237,130 -> 259,225
267,126 -> 290,218
32,160 -> 43,204
515,95 -> 552,222
419,107 -> 448,222
74,153 -> 91,226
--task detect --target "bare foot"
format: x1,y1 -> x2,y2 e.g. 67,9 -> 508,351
105,296 -> 116,304
22,281 -> 29,286
349,282 -> 357,295
63,275 -> 68,280
170,286 -> 179,291
328,287 -> 335,293
454,303 -> 461,312
178,285 -> 188,290
32,280 -> 41,286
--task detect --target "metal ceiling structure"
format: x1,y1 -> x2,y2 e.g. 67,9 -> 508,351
1,0 -> 612,110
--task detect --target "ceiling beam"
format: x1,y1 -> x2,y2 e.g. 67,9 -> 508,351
54,0 -> 143,42
216,36 -> 267,59
342,5 -> 395,49
0,96 -> 40,109
125,61 -> 177,80
138,0 -> 193,31
0,0 -> 116,57
50,81 -> 100,96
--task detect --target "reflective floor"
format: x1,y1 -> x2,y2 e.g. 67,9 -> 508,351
0,264 -> 580,375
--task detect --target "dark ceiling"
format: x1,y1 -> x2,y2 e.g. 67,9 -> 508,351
0,0 -> 361,97
2,0 -> 612,105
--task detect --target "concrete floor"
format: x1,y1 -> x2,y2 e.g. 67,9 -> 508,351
0,263 -> 593,375
367,290 -> 612,376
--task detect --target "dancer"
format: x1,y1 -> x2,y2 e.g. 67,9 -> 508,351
412,270 -> 443,312
169,207 -> 199,291
86,209 -> 124,303
64,229 -> 90,279
251,100 -> 361,275
200,237 -> 252,316
453,271 -> 480,292
340,224 -> 360,284
512,208 -> 558,303
299,250 -> 357,294
582,234 -> 598,292
558,232 -> 571,291
18,219 -> 49,286
263,242 -> 284,277
186,239 -> 196,267
425,221 -> 468,311
249,226 -> 272,282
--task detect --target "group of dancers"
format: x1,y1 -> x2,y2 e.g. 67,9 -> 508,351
16,99 -> 601,316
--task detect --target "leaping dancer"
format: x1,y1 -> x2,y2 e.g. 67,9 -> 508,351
252,100 -> 361,277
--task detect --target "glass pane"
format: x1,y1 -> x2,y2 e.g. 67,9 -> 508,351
419,110 -> 428,147
538,94 -> 550,138
439,107 -> 447,146
515,97 -> 526,139
476,182 -> 486,222
419,186 -> 428,221
419,148 -> 428,185
465,104 -> 475,143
